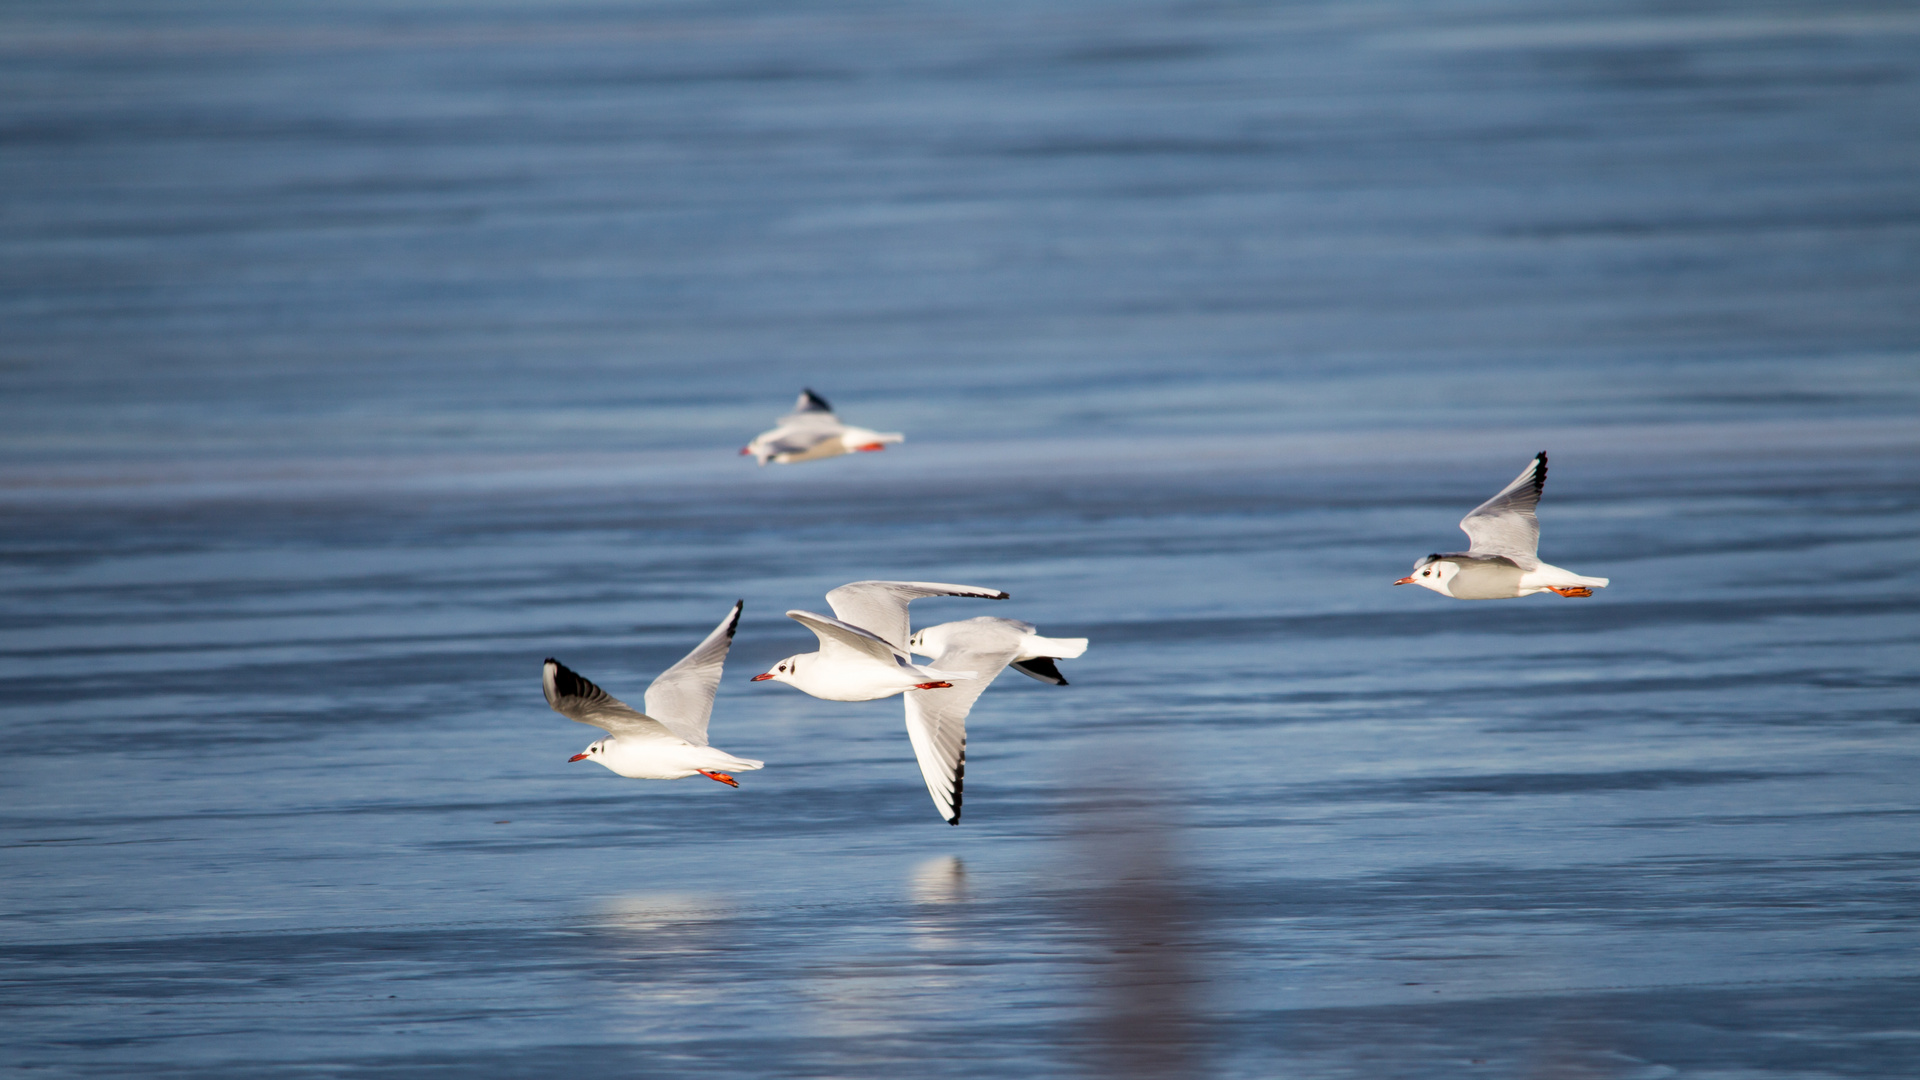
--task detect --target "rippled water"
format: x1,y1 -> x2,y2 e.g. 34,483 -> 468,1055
3,2 -> 1918,1077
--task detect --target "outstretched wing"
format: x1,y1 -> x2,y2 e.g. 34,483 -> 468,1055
786,609 -> 915,669
1459,452 -> 1547,569
776,391 -> 841,429
825,581 -> 1009,653
642,601 -> 742,747
542,660 -> 680,741
902,620 -> 1027,825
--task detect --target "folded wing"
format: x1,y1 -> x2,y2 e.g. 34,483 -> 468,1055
642,601 -> 742,746
1460,451 -> 1547,569
542,660 -> 680,742
825,580 -> 1009,653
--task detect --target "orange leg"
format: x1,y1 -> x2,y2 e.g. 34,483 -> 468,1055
1548,586 -> 1594,598
698,770 -> 739,788
914,681 -> 953,690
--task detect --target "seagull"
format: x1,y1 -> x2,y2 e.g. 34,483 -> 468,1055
751,581 -> 1008,701
741,389 -> 904,466
901,616 -> 1088,825
542,601 -> 765,786
1395,452 -> 1610,599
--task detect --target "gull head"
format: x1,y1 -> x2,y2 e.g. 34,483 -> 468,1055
751,657 -> 801,685
907,624 -> 956,660
570,737 -> 609,763
1395,554 -> 1458,595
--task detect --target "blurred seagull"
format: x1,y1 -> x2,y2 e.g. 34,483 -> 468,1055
543,601 -> 764,786
901,616 -> 1088,825
1395,452 -> 1610,599
741,389 -> 904,466
751,581 -> 1008,701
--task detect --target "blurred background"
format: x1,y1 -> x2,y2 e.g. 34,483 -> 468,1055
2,1 -> 1917,1077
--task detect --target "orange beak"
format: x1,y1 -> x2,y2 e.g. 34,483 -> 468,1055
1392,576 -> 1416,585
568,752 -> 591,762
750,672 -> 775,681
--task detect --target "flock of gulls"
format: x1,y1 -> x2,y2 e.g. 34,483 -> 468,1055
542,390 -> 1610,825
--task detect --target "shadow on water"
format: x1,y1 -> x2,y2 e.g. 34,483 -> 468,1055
1060,786 -> 1213,1080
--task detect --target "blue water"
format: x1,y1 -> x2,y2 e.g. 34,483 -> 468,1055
3,2 -> 1919,1077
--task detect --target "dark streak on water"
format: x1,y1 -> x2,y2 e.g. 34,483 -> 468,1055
3,1 -> 1920,1077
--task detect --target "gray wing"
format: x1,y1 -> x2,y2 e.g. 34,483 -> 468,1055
786,609 -> 917,669
542,660 -> 680,741
824,581 -> 1009,653
642,601 -> 741,747
1459,452 -> 1547,569
775,393 -> 844,430
767,412 -> 842,447
758,402 -> 845,459
902,619 -> 1027,825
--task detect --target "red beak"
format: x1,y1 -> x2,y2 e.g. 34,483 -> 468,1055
854,442 -> 886,452
1392,576 -> 1416,585
739,447 -> 752,455
750,672 -> 775,681
568,752 -> 591,762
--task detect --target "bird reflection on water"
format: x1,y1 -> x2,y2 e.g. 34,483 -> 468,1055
909,855 -> 969,907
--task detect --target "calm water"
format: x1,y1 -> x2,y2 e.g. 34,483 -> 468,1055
3,2 -> 1919,1077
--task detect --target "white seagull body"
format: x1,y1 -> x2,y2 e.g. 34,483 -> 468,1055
901,617 -> 1088,825
751,581 -> 1008,701
1395,452 -> 1610,600
542,601 -> 765,786
742,389 -> 904,466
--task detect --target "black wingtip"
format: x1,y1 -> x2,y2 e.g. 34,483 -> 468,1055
725,600 -> 744,638
544,659 -> 599,700
797,388 -> 832,413
948,740 -> 965,825
1535,451 -> 1548,494
1009,657 -> 1069,685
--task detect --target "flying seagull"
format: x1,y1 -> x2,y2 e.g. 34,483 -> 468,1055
742,389 -> 904,466
543,601 -> 764,786
1395,452 -> 1610,599
751,580 -> 1011,701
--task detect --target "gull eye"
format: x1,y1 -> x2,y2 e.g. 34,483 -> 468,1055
1422,570 -> 1430,576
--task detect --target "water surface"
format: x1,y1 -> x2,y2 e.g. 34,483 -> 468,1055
3,1 -> 1918,1077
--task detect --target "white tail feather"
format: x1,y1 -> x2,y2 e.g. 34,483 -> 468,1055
1021,635 -> 1087,660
